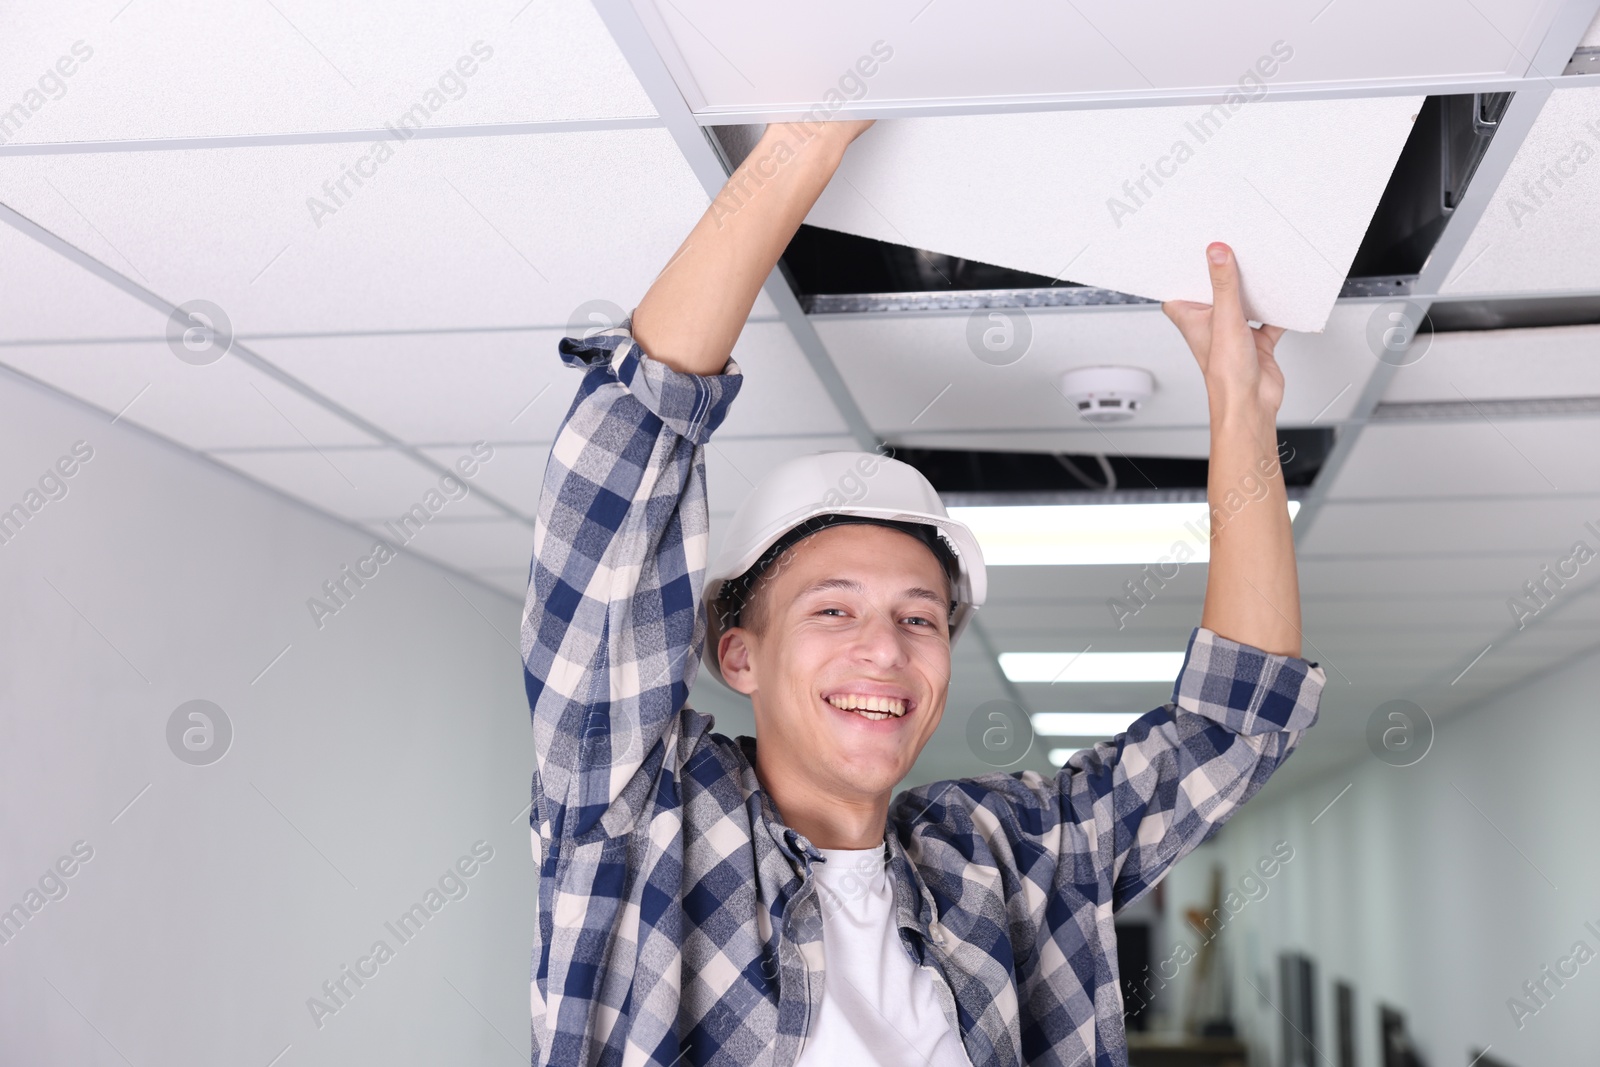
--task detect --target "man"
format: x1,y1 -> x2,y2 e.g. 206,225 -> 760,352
521,118 -> 1324,1066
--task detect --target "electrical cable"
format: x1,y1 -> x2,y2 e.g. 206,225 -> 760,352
1053,453 -> 1117,493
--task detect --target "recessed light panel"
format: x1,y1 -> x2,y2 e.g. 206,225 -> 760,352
951,502 -> 1300,566
1032,711 -> 1145,736
999,650 -> 1186,683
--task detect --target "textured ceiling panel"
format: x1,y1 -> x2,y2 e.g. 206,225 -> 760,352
1441,87 -> 1600,295
702,435 -> 861,515
1327,418 -> 1600,499
814,303 -> 1376,456
0,128 -> 721,335
258,321 -> 845,450
1382,324 -> 1600,402
0,220 -> 164,341
210,447 -> 501,523
368,517 -> 533,574
1299,497 -> 1600,556
1298,554 -> 1582,598
1303,590 -> 1600,634
803,99 -> 1422,332
710,323 -> 852,438
0,342 -> 378,449
254,330 -> 569,446
641,0 -> 1544,113
421,432 -> 864,528
0,0 -> 653,145
421,441 -> 545,519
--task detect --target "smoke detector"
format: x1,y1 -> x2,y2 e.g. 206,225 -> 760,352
1058,366 -> 1155,423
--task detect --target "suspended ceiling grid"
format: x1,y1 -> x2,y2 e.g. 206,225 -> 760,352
0,1 -> 1597,792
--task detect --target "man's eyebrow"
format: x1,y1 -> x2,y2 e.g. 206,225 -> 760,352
795,577 -> 949,606
795,577 -> 866,598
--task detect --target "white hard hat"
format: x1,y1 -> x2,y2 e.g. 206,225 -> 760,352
702,450 -> 987,688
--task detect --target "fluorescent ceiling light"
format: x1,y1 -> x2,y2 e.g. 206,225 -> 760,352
1031,712 -> 1145,737
1000,651 -> 1185,684
948,502 -> 1300,567
1048,748 -> 1082,768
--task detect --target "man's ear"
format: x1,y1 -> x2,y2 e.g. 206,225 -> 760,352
718,627 -> 759,696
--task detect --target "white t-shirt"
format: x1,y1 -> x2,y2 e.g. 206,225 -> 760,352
794,845 -> 974,1067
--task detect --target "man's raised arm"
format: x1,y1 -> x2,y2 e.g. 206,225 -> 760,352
522,120 -> 870,842
632,120 -> 871,377
895,246 -> 1323,917
1164,241 -> 1302,657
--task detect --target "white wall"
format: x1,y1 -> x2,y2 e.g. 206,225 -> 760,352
1155,643 -> 1600,1067
0,368 -> 537,1065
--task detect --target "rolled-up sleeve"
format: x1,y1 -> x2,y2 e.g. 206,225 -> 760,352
896,625 -> 1324,924
1070,625 -> 1324,908
521,321 -> 742,843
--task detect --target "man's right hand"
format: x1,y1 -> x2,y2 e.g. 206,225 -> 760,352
631,119 -> 874,378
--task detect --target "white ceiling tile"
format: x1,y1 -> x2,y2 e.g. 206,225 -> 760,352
211,447 -> 502,522
1300,595 -> 1511,634
643,1 -> 1540,112
1440,87 -> 1600,296
254,330 -> 569,445
0,0 -> 652,145
0,128 -> 713,335
420,433 -> 866,529
704,435 -> 860,514
804,98 -> 1421,332
1298,553 -> 1571,597
372,517 -> 532,574
1443,653 -> 1595,702
816,302 -> 1376,454
1299,497 -> 1600,556
0,342 -> 378,449
1381,324 -> 1600,403
718,322 -> 851,437
422,441 -> 545,518
1306,619 -> 1536,655
984,562 -> 1207,605
0,221 -> 165,341
1328,418 -> 1600,499
1584,9 -> 1600,47
258,317 -> 830,450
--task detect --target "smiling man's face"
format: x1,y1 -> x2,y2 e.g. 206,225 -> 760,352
717,523 -> 954,803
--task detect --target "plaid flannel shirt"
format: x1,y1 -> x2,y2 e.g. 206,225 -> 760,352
521,323 -> 1326,1067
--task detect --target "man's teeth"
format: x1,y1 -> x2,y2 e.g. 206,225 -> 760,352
825,694 -> 907,719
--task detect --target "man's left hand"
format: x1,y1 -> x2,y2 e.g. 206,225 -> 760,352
1161,242 -> 1287,418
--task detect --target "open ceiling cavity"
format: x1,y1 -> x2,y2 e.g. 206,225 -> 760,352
715,93 -> 1510,313
891,428 -> 1332,500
